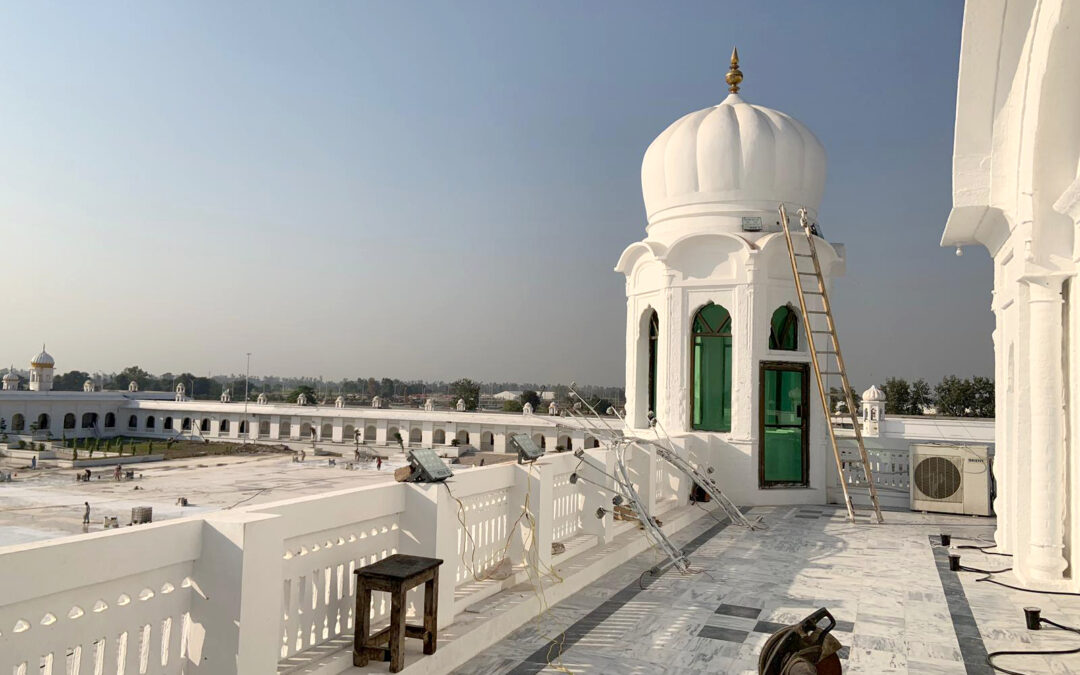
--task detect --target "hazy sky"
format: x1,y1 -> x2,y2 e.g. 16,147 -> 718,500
0,2 -> 986,388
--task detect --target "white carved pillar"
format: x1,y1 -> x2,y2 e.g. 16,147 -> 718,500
1025,275 -> 1068,580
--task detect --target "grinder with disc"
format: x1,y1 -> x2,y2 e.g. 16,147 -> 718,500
758,608 -> 843,675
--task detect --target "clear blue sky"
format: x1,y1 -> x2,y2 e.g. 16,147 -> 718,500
0,1 -> 985,388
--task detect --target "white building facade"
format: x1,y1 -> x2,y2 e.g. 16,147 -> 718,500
618,53 -> 842,506
942,0 -> 1080,587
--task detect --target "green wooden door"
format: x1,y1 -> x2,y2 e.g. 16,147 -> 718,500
760,362 -> 809,486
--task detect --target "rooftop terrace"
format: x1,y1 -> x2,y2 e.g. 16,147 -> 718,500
448,506 -> 1078,675
3,448 -> 1075,675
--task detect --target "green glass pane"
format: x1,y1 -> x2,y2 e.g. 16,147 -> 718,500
763,428 -> 803,481
762,368 -> 804,483
691,335 -> 731,431
648,316 -> 658,416
770,307 -> 798,350
694,304 -> 731,336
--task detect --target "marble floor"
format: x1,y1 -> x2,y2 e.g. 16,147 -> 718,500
454,504 -> 1080,674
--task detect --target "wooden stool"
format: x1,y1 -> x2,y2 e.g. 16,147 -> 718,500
353,554 -> 443,672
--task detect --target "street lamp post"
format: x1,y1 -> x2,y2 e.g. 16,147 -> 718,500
243,353 -> 251,445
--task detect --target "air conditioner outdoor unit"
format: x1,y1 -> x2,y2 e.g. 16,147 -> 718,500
910,443 -> 993,516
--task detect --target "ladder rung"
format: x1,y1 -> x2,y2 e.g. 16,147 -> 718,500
793,253 -> 814,258
806,311 -> 830,315
798,272 -> 819,276
803,291 -> 823,295
819,371 -> 842,376
810,330 -> 833,334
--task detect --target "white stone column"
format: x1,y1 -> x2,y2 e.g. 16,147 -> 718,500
1025,276 -> 1069,580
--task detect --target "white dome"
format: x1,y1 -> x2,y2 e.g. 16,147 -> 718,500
3,371 -> 18,382
30,348 -> 54,367
862,385 -> 886,402
641,93 -> 826,227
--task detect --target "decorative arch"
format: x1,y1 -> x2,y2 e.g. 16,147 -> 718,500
480,431 -> 494,451
364,425 -> 376,442
299,422 -> 313,438
769,305 -> 799,351
433,428 -> 446,444
144,415 -> 155,430
279,420 -> 291,437
239,420 -> 248,435
181,417 -> 191,431
585,436 -> 599,449
532,433 -> 546,449
409,428 -> 422,444
36,413 -> 50,430
128,414 -> 138,429
200,418 -> 210,432
104,412 -> 116,428
11,414 -> 24,432
163,417 -> 173,431
320,422 -> 333,439
219,419 -> 230,433
557,434 -> 571,450
82,413 -> 99,430
259,420 -> 270,436
344,424 -> 356,441
691,303 -> 733,432
455,429 -> 469,445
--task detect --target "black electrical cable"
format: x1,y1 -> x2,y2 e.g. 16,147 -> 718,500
974,574 -> 1080,597
958,543 -> 1014,557
986,618 -> 1080,675
959,564 -> 1014,575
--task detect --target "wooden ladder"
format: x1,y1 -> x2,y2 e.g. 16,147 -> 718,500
778,204 -> 884,524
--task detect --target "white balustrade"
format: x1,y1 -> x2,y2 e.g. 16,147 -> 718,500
0,445 -> 685,674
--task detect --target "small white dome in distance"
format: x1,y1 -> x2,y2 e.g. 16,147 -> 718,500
640,48 -> 826,237
3,371 -> 18,383
862,385 -> 886,402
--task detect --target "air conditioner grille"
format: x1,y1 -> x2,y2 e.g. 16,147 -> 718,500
913,455 -> 963,502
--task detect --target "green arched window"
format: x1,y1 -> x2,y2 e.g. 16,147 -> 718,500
647,310 -> 659,418
769,305 -> 799,351
691,304 -> 732,432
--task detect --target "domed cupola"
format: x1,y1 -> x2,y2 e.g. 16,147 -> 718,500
30,347 -> 54,368
640,49 -> 826,241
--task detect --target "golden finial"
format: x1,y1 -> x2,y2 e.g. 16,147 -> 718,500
725,46 -> 743,94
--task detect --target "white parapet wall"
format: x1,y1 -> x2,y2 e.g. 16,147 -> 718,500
0,445 -> 691,674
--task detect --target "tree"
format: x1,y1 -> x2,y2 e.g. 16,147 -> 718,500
450,379 -> 480,411
934,375 -> 972,416
289,385 -> 318,405
882,378 -> 911,416
503,400 -> 524,413
520,390 -> 541,409
909,379 -> 933,415
970,376 -> 995,418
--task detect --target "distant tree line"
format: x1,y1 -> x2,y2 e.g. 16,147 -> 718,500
42,365 -> 625,409
845,376 -> 993,418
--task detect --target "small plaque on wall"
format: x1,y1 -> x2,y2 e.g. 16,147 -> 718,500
741,216 -> 763,232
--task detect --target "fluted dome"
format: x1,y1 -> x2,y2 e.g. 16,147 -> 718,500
30,348 -> 54,367
3,371 -> 18,382
862,385 -> 886,402
641,93 -> 826,227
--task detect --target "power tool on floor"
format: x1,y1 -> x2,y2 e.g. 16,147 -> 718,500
758,608 -> 843,675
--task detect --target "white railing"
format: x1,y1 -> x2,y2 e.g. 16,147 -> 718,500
832,444 -> 912,509
252,484 -> 406,662
0,519 -> 202,675
0,444 -> 687,674
453,486 -> 513,586
552,472 -> 583,542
